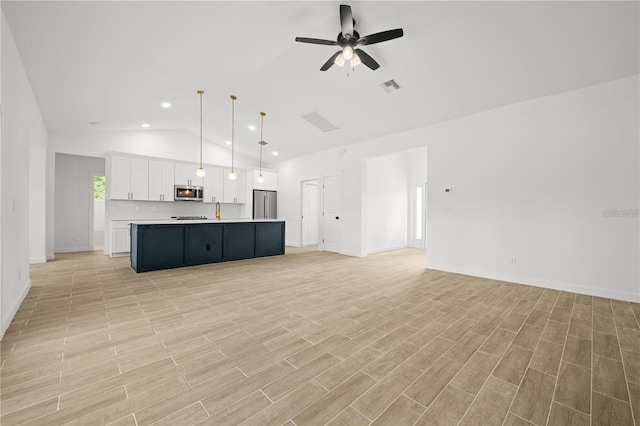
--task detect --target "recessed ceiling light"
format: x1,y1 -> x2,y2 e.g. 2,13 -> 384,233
161,102 -> 171,108
225,140 -> 232,145
272,151 -> 279,156
142,123 -> 150,128
248,125 -> 256,131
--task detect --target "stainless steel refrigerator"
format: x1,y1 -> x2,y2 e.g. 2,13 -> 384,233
253,190 -> 277,219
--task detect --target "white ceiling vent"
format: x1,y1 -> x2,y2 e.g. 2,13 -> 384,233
301,112 -> 338,133
380,79 -> 401,93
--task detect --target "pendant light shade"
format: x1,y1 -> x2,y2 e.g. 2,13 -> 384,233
195,90 -> 206,178
228,95 -> 237,181
257,111 -> 267,183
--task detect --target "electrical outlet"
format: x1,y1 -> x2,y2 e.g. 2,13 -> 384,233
510,257 -> 517,265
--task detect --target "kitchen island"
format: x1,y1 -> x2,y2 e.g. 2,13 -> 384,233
130,219 -> 285,273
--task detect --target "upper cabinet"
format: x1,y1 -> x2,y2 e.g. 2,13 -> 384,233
223,170 -> 246,204
107,155 -> 149,200
148,160 -> 175,202
174,163 -> 204,187
106,153 -> 250,204
203,166 -> 224,204
252,170 -> 278,191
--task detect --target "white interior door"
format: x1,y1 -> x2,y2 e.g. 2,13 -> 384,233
409,182 -> 427,248
321,175 -> 341,253
301,180 -> 319,246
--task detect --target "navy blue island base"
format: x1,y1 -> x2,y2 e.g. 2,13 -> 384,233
130,220 -> 285,273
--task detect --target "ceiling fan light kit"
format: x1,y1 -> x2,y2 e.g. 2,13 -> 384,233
295,4 -> 404,71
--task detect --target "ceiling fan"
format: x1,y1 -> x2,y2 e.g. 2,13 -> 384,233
295,4 -> 404,71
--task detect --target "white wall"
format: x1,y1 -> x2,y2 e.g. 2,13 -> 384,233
424,76 -> 639,302
54,154 -> 105,253
365,152 -> 409,254
274,76 -> 639,302
276,138 -> 430,255
364,147 -> 429,254
1,13 -> 48,338
29,145 -> 47,263
93,198 -> 105,243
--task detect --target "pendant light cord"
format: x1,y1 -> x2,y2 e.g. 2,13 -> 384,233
198,91 -> 204,169
259,112 -> 266,176
230,95 -> 236,173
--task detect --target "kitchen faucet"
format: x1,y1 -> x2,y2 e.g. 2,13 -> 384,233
215,201 -> 221,221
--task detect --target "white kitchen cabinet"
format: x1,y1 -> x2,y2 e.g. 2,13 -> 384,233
148,160 -> 175,201
223,170 -> 246,203
109,220 -> 130,257
252,170 -> 278,191
203,166 -> 224,203
174,163 -> 203,187
107,155 -> 149,200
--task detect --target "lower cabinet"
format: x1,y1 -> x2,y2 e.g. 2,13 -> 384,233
131,221 -> 284,272
109,220 -> 131,257
256,222 -> 285,257
132,225 -> 185,272
225,223 -> 256,261
188,224 -> 224,265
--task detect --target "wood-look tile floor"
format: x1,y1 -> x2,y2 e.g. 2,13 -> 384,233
1,247 -> 639,426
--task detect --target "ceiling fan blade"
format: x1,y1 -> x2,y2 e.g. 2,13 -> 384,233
320,51 -> 342,71
355,49 -> 380,70
340,4 -> 354,39
359,28 -> 404,45
295,37 -> 338,46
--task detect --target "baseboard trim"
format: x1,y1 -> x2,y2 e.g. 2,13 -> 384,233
1,279 -> 31,340
339,250 -> 366,258
54,246 -> 92,253
285,240 -> 301,248
427,262 -> 640,303
29,257 -> 47,264
367,244 -> 408,255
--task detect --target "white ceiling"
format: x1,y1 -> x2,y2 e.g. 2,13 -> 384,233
3,1 -> 638,163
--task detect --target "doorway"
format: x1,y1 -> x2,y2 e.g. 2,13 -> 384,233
321,174 -> 342,253
92,174 -> 106,251
409,182 -> 427,248
301,180 -> 319,247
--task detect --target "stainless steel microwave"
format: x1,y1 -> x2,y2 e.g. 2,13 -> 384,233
174,185 -> 204,201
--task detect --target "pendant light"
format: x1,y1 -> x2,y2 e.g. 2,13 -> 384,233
195,90 -> 206,178
257,112 -> 267,183
228,95 -> 237,181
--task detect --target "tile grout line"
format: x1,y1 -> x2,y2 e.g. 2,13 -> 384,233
612,301 -> 639,426
543,292 -> 579,426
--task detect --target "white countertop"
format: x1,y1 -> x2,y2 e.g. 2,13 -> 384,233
128,218 -> 283,225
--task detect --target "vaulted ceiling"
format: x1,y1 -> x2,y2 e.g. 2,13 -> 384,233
3,1 -> 638,162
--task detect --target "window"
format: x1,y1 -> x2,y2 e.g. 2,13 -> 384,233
94,176 -> 106,199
